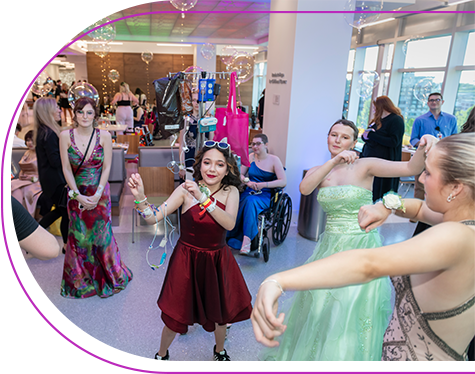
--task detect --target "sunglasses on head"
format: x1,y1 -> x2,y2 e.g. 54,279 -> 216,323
203,140 -> 231,153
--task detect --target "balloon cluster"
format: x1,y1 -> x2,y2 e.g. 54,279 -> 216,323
31,71 -> 54,96
68,82 -> 100,108
356,70 -> 380,99
343,0 -> 384,31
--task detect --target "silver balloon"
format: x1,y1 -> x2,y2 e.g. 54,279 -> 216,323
228,52 -> 254,84
31,71 -> 54,96
108,69 -> 120,83
220,45 -> 237,65
68,82 -> 100,108
141,51 -> 153,64
343,0 -> 384,30
200,43 -> 215,60
170,0 -> 198,11
86,17 -> 116,44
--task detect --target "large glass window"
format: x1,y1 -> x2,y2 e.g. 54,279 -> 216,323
398,72 -> 444,135
342,50 -> 356,119
404,36 -> 452,68
454,71 -> 475,129
462,32 -> 475,65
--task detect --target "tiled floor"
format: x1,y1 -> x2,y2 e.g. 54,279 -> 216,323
25,165 -> 417,361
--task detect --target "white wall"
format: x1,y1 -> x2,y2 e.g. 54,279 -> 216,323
265,0 -> 353,210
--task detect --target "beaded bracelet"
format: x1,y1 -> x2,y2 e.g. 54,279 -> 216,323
259,279 -> 285,295
134,196 -> 148,205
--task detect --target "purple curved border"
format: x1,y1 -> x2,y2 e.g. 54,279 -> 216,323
1,5 -> 475,373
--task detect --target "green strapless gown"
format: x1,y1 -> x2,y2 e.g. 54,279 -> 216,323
259,185 -> 392,361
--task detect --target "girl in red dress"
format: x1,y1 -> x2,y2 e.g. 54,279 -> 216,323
128,142 -> 252,361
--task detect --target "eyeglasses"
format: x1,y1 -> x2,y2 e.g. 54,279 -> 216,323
203,140 -> 231,153
428,98 -> 442,103
77,110 -> 95,116
251,141 -> 263,147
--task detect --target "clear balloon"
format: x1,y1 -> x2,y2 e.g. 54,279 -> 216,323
343,0 -> 384,30
356,70 -> 380,99
402,36 -> 423,55
170,0 -> 198,12
184,65 -> 204,88
200,43 -> 215,61
413,78 -> 440,103
31,71 -> 54,96
220,45 -> 237,65
90,42 -> 111,58
108,69 -> 120,83
141,51 -> 153,64
228,52 -> 254,84
68,82 -> 100,108
86,18 -> 116,44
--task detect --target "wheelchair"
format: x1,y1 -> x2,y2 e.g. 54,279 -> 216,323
245,188 -> 292,262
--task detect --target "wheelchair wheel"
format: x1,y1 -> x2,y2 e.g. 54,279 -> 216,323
262,236 -> 270,263
271,194 -> 292,246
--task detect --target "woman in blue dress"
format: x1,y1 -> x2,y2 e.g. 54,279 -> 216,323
227,134 -> 287,254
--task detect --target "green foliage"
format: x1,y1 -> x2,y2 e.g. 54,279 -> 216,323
455,106 -> 474,131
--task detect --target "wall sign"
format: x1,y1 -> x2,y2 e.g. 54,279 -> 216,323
269,72 -> 287,84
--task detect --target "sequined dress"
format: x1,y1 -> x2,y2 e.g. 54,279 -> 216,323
61,129 -> 133,298
259,185 -> 392,361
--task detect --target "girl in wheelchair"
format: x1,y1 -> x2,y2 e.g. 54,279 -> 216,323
226,134 -> 287,254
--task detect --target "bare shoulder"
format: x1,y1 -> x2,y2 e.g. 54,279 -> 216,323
424,222 -> 475,253
59,129 -> 71,143
99,130 -> 111,139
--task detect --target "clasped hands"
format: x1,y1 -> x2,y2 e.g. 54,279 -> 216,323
76,193 -> 100,210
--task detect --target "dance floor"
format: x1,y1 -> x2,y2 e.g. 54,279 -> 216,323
25,163 -> 417,361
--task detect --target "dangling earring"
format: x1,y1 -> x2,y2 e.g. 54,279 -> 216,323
447,193 -> 455,202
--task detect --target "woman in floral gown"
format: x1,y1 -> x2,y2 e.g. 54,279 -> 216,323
59,97 -> 132,298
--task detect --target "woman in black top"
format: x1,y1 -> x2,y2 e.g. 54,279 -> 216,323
34,97 -> 69,251
361,96 -> 405,201
59,83 -> 73,125
111,82 -> 139,131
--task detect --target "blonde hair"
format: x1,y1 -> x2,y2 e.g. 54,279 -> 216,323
436,133 -> 475,200
33,97 -> 62,143
120,82 -> 130,94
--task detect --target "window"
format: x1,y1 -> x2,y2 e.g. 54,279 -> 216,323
342,50 -> 356,119
404,36 -> 452,68
462,32 -> 475,65
454,71 -> 475,130
398,72 -> 444,135
355,46 -> 379,128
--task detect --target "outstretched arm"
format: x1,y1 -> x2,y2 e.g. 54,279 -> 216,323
358,198 -> 444,233
362,134 -> 437,179
252,222 -> 471,347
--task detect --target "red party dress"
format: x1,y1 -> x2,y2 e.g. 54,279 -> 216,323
158,199 -> 252,333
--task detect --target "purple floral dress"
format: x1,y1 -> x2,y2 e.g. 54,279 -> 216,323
60,129 -> 132,298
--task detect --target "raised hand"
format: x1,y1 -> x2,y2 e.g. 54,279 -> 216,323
181,180 -> 201,200
333,150 -> 359,166
128,173 -> 145,199
419,134 -> 438,153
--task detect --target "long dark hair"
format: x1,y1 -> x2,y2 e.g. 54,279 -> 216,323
193,146 -> 241,190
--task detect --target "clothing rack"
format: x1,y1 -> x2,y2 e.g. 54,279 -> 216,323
167,71 -> 234,150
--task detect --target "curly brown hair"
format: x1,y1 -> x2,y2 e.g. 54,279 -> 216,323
192,146 -> 241,190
